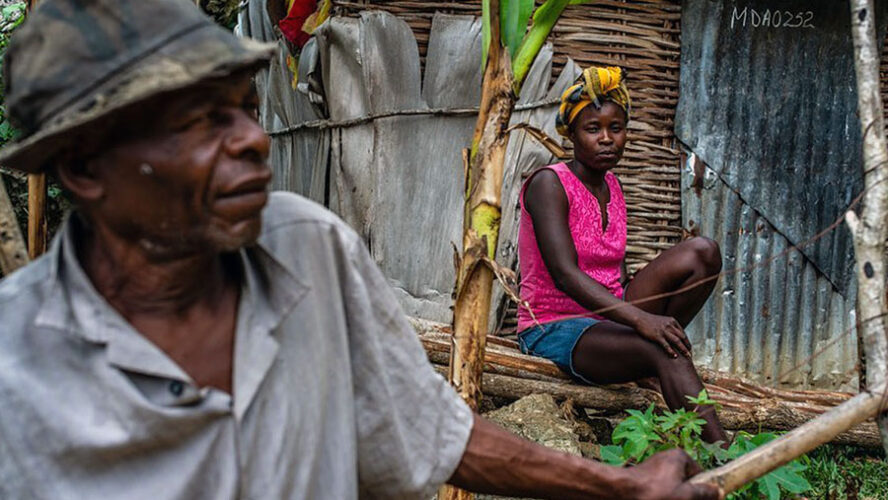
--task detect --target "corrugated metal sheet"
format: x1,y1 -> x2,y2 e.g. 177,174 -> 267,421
683,154 -> 859,391
676,0 -> 888,294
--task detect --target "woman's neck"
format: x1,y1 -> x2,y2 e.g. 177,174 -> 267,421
568,159 -> 608,190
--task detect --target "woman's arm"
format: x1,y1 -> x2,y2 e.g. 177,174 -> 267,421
524,170 -> 690,358
448,414 -> 718,500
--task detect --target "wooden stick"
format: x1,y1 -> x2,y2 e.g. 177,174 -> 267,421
25,0 -> 47,260
0,175 -> 28,274
690,382 -> 888,494
847,0 -> 888,453
422,331 -> 570,381
26,173 -> 46,259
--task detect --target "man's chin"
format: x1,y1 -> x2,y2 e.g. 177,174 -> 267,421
208,217 -> 263,252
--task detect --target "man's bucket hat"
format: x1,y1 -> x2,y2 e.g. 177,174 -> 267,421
0,0 -> 276,173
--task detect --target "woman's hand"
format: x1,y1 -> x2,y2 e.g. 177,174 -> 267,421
633,312 -> 692,358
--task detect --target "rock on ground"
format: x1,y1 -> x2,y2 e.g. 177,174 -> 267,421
473,393 -> 583,500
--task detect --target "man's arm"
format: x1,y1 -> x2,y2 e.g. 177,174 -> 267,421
448,414 -> 719,500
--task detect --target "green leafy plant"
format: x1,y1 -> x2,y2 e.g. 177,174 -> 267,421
806,444 -> 888,499
0,2 -> 26,146
601,390 -> 812,500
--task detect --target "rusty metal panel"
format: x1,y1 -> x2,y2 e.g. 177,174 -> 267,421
675,0 -> 888,294
683,155 -> 859,391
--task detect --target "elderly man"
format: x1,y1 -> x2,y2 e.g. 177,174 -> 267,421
0,1 -> 718,499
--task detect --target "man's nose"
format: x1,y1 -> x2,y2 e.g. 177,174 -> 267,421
224,108 -> 270,160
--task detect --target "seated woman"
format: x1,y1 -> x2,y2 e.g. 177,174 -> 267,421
517,66 -> 727,444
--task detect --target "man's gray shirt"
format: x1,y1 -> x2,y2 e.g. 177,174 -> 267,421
0,192 -> 473,499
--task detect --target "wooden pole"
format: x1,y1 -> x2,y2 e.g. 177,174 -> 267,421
26,173 -> 46,259
25,0 -> 46,260
846,0 -> 888,453
691,0 -> 888,494
416,327 -> 885,447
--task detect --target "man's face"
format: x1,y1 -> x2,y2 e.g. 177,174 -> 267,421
84,73 -> 272,257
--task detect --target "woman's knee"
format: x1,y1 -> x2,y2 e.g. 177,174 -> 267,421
651,348 -> 699,377
687,236 -> 722,275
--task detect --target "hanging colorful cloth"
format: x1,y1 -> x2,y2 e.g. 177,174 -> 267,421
278,0 -> 331,48
555,66 -> 631,138
278,0 -> 331,88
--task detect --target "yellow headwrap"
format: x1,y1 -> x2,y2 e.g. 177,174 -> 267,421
556,66 -> 631,138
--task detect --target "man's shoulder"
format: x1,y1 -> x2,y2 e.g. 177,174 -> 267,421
0,256 -> 53,336
0,255 -> 51,302
259,191 -> 360,255
261,191 -> 345,229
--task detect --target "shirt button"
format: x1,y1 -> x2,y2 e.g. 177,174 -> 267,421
169,380 -> 184,397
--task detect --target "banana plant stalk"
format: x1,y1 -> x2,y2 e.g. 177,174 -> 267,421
448,0 -> 512,413
443,2 -> 588,499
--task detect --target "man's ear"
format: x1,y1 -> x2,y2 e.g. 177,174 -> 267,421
55,154 -> 105,203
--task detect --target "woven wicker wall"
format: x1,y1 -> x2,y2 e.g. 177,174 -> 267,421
332,0 -> 685,272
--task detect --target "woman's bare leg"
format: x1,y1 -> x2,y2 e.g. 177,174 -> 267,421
572,237 -> 727,443
624,236 -> 722,327
572,322 -> 728,444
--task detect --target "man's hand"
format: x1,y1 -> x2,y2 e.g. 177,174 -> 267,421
449,414 -> 720,500
626,449 -> 720,500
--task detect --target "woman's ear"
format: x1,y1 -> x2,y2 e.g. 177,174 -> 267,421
55,153 -> 105,204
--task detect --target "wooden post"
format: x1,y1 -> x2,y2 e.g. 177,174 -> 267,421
27,173 -> 46,259
449,0 -> 514,411
692,0 -> 888,494
846,0 -> 888,453
25,0 -> 46,259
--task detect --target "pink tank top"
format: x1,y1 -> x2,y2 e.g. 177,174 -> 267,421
517,163 -> 627,332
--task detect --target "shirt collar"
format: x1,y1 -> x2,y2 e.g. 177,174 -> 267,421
233,244 -> 307,418
33,213 -> 309,396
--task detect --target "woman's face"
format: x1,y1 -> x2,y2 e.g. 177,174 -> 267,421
569,101 -> 627,171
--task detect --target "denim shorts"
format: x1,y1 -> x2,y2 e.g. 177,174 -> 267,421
517,317 -> 601,384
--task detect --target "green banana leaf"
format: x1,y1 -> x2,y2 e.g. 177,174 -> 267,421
481,0 -> 490,70
512,0 -> 595,91
481,0 -> 595,92
501,0 -> 534,60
